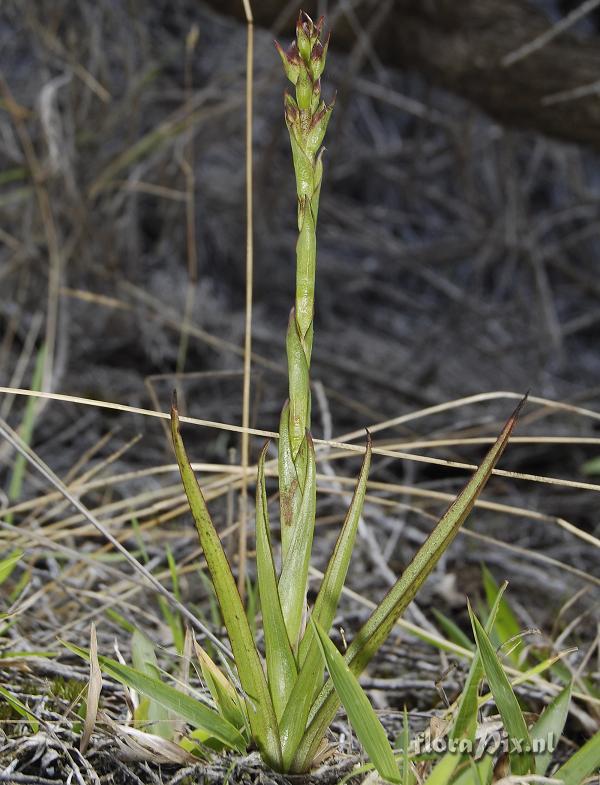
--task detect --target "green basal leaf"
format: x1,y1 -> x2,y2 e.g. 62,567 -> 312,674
450,582 -> 508,743
468,606 -> 534,776
401,706 -> 413,785
312,619 -> 400,784
451,756 -> 493,785
0,684 -> 39,733
530,682 -> 571,776
104,608 -> 136,634
553,729 -> 600,785
170,401 -> 282,768
158,596 -> 185,655
131,629 -> 173,739
432,609 -> 474,652
64,641 -> 245,751
304,433 -> 372,660
293,398 -> 525,773
255,443 -> 297,720
193,638 -> 247,732
478,649 -> 570,709
481,565 -> 521,663
0,550 -> 22,585
422,752 -> 460,785
6,344 -> 44,521
581,456 -> 600,476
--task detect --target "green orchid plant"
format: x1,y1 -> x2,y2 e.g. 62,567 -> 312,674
65,12 -> 552,781
168,12 -> 523,775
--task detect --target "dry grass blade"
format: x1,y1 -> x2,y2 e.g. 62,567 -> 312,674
80,622 -> 102,754
238,0 -> 255,601
3,387 -> 600,498
0,415 -> 235,661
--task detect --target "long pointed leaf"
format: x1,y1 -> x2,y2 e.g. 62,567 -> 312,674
279,435 -> 371,765
0,550 -> 22,585
64,641 -> 245,751
193,638 -> 247,732
255,442 -> 297,719
131,629 -> 173,738
0,685 -> 39,733
422,752 -> 460,785
312,620 -> 400,784
530,682 -> 571,776
482,566 -> 521,662
468,605 -> 534,776
170,401 -> 282,767
451,756 -> 493,785
401,706 -> 412,785
432,609 -> 474,652
553,729 -> 600,785
450,582 -> 508,743
293,398 -> 525,773
302,433 -> 372,660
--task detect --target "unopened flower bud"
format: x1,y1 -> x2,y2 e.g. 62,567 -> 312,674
296,12 -> 312,62
309,38 -> 328,82
284,91 -> 299,126
306,98 -> 335,155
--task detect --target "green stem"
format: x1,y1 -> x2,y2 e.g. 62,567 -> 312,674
276,11 -> 334,652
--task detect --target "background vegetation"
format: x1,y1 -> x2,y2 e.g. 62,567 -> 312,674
0,1 -> 598,783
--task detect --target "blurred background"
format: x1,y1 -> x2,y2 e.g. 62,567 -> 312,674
1,1 -> 599,643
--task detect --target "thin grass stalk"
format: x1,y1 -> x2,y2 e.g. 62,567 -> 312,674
238,0 -> 255,601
